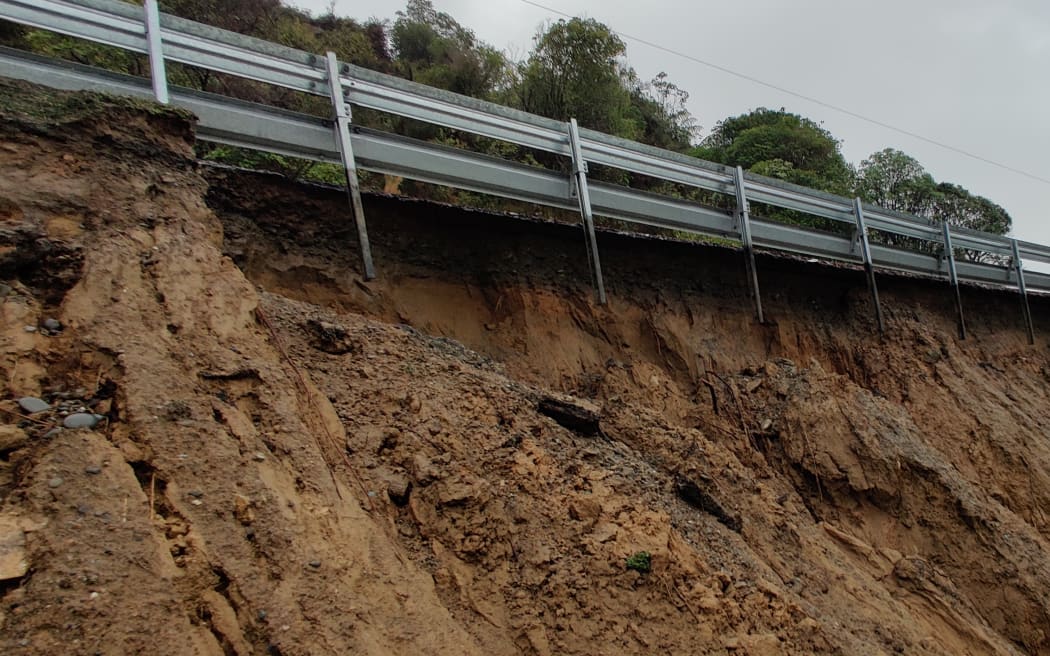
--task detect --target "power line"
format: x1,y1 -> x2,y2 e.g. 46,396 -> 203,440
517,0 -> 1050,187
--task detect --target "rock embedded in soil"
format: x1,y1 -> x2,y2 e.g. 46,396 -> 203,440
385,473 -> 412,507
18,397 -> 50,414
537,396 -> 601,436
62,413 -> 102,429
304,318 -> 358,355
675,476 -> 742,532
42,318 -> 62,332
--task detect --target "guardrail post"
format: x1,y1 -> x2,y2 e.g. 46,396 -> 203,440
143,0 -> 169,104
325,52 -> 375,281
567,118 -> 607,305
1011,238 -> 1035,345
852,198 -> 885,333
941,223 -> 966,340
733,166 -> 764,323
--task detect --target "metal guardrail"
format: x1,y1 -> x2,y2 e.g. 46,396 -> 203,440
0,0 -> 1044,342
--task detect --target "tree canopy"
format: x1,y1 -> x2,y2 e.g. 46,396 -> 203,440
517,18 -> 696,150
691,108 -> 853,195
857,148 -> 1010,235
392,0 -> 509,98
691,113 -> 1012,239
855,148 -> 935,215
519,18 -> 633,136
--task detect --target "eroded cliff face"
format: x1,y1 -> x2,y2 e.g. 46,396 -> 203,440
2,79 -> 1050,655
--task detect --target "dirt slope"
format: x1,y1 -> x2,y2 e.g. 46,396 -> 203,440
2,79 -> 1050,655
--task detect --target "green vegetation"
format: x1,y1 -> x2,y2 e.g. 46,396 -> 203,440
197,145 -> 347,185
0,77 -> 191,124
625,551 -> 652,574
692,108 -> 853,196
691,110 -> 1011,242
0,0 -> 1011,244
856,148 -> 1010,236
520,18 -> 633,136
392,0 -> 509,99
690,108 -> 855,232
518,18 -> 694,151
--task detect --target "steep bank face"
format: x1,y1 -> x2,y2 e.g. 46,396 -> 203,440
0,81 -> 482,656
1,79 -> 1050,656
208,170 -> 1050,653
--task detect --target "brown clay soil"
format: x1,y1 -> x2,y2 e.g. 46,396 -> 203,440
2,78 -> 1050,655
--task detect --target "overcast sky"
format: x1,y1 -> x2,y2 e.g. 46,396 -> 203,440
292,0 -> 1049,252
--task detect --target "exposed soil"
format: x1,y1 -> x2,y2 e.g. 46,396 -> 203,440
3,78 -> 1050,655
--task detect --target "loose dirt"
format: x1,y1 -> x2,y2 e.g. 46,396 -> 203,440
2,78 -> 1050,655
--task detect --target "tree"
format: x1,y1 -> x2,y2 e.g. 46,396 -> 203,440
855,149 -> 1011,259
932,183 -> 1011,235
933,183 -> 1011,262
691,108 -> 853,195
856,148 -> 1010,234
623,71 -> 698,151
855,148 -> 937,216
315,15 -> 393,73
518,18 -> 634,136
392,0 -> 509,99
159,0 -> 282,36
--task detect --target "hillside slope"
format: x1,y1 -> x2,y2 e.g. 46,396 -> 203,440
2,79 -> 1050,655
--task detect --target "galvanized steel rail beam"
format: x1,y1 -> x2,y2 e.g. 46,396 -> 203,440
1,0 -> 327,92
865,206 -> 943,242
578,127 -> 734,195
343,68 -> 570,157
1016,239 -> 1050,266
747,182 -> 855,225
156,14 -> 324,93
0,0 -> 147,53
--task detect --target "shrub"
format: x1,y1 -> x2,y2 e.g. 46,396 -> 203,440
625,551 -> 652,574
